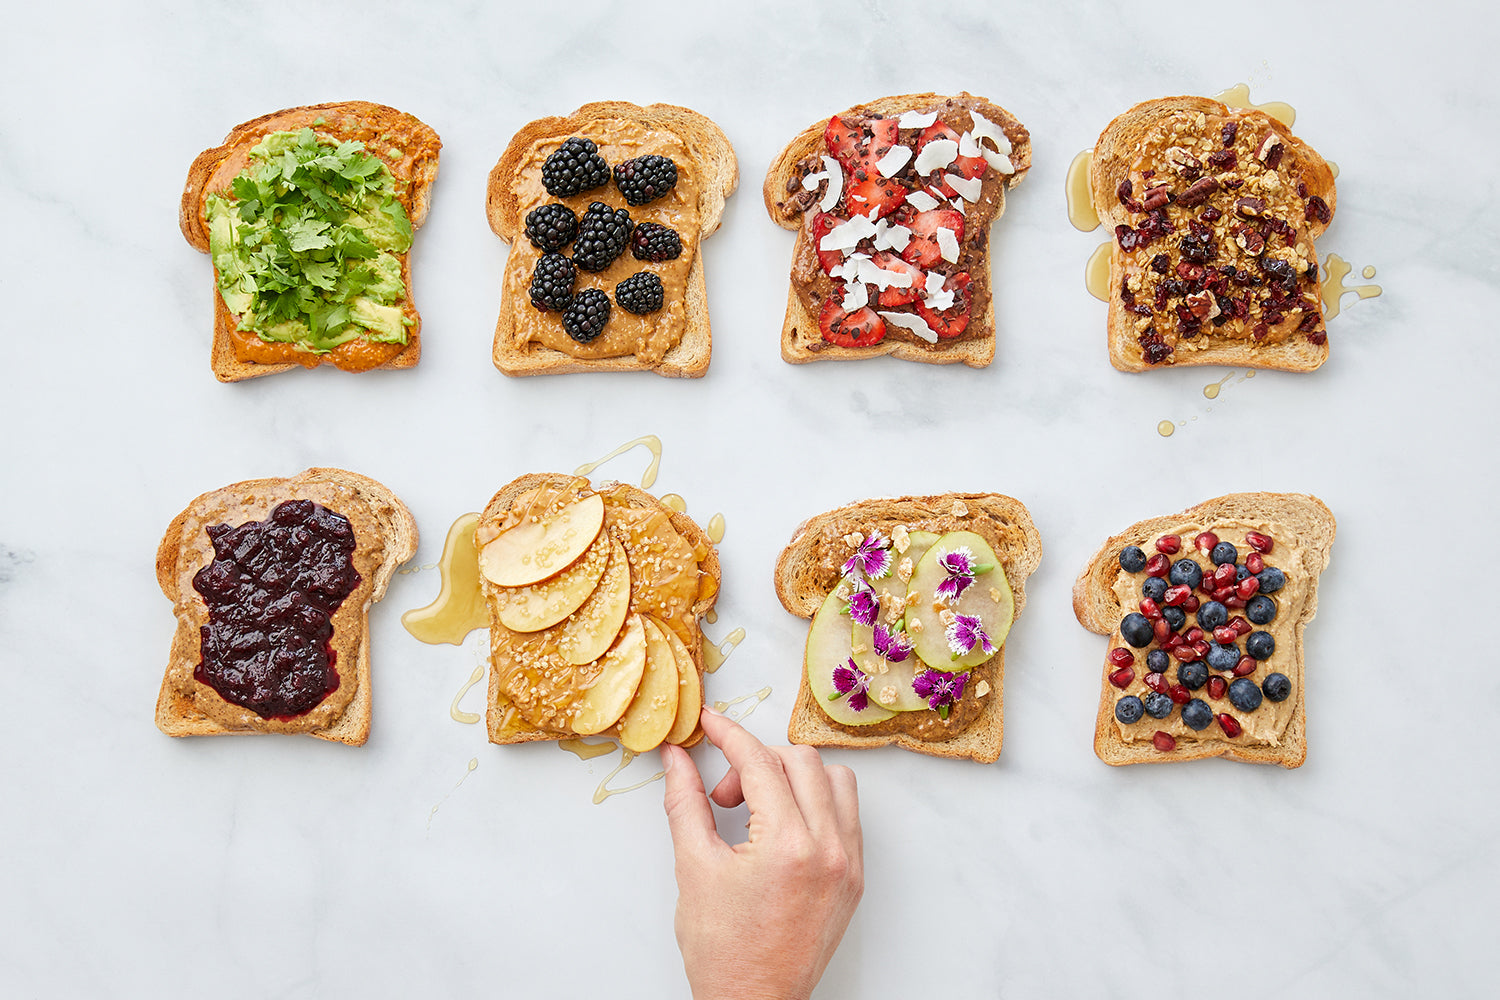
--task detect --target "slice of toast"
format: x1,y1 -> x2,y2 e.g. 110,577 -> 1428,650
1073,493 -> 1335,767
1089,96 -> 1335,372
487,102 -> 738,377
480,474 -> 720,749
181,101 -> 441,382
155,468 -> 417,744
765,93 -> 1030,367
775,493 -> 1042,763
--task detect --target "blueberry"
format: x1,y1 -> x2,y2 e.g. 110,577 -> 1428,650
1119,545 -> 1147,573
1178,660 -> 1209,690
1182,699 -> 1213,731
1235,564 -> 1250,581
1211,541 -> 1239,566
1115,695 -> 1145,724
1257,566 -> 1286,593
1143,691 -> 1173,719
1207,642 -> 1241,672
1142,576 -> 1168,602
1246,595 -> 1277,625
1146,649 -> 1170,673
1162,606 -> 1186,630
1169,558 -> 1203,588
1197,601 -> 1228,630
1228,677 -> 1264,711
1263,672 -> 1292,702
1121,613 -> 1154,648
1246,630 -> 1275,660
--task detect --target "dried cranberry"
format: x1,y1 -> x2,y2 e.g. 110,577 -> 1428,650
1221,121 -> 1239,146
1116,179 -> 1134,204
1115,224 -> 1140,251
1139,332 -> 1173,365
1206,149 -> 1237,171
1200,207 -> 1223,223
1298,311 -> 1321,332
1307,331 -> 1327,345
1150,253 -> 1170,274
1179,235 -> 1214,264
1187,219 -> 1212,240
1120,280 -> 1135,307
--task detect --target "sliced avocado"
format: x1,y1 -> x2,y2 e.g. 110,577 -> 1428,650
350,297 -> 408,343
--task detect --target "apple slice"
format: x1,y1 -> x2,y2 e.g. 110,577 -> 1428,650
617,618 -> 681,752
479,492 -> 605,588
495,530 -> 611,632
805,588 -> 895,726
556,533 -> 632,665
570,615 -> 648,735
658,621 -> 703,745
851,531 -> 938,712
907,531 -> 1014,672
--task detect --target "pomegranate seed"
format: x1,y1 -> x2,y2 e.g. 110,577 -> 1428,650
1207,676 -> 1228,699
1169,683 -> 1192,704
1213,586 -> 1235,603
1156,534 -> 1182,555
1153,731 -> 1177,752
1246,552 -> 1265,574
1246,531 -> 1274,554
1181,595 -> 1200,612
1213,625 -> 1239,644
1108,647 -> 1136,668
1164,584 -> 1191,606
1109,666 -> 1135,688
1152,619 -> 1172,644
1191,639 -> 1211,659
1234,656 -> 1257,677
1144,671 -> 1169,693
1195,531 -> 1219,554
1185,627 -> 1204,643
1172,645 -> 1199,662
1162,632 -> 1184,650
1213,564 -> 1237,587
1217,713 -> 1242,738
1230,617 -> 1252,636
1140,597 -> 1163,620
1145,554 -> 1170,577
1237,576 -> 1261,599
1225,596 -> 1247,609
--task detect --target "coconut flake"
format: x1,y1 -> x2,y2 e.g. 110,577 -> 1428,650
898,110 -> 938,129
885,225 -> 912,252
819,154 -> 844,210
945,173 -> 983,202
922,286 -> 955,311
936,227 -> 960,263
982,149 -> 1015,175
876,144 -> 912,177
925,272 -> 946,296
970,115 -> 1013,155
871,218 -> 892,251
913,138 -> 958,175
958,132 -> 981,158
906,190 -> 940,212
842,282 -> 869,310
800,169 -> 827,192
820,215 -> 877,252
879,310 -> 939,343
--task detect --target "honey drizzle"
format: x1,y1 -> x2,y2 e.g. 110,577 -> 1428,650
1212,83 -> 1295,127
659,492 -> 687,513
706,513 -> 725,544
592,749 -> 665,804
702,626 -> 746,674
559,737 -> 617,761
1084,241 -> 1113,301
712,686 -> 773,723
1320,254 -> 1383,319
402,513 -> 488,645
449,661 -> 485,724
573,434 -> 663,489
1157,420 -> 1176,438
1203,373 -> 1234,399
427,757 -> 479,831
1065,150 -> 1099,231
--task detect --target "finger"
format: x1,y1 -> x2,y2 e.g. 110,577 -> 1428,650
660,743 -> 724,859
774,744 -> 840,837
709,765 -> 744,808
698,709 -> 802,829
826,763 -> 862,852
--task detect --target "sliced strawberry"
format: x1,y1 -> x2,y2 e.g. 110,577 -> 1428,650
819,294 -> 886,348
864,116 -> 900,165
826,115 -> 902,173
900,209 -> 966,268
844,172 -> 907,220
871,252 -> 924,307
810,212 -> 846,273
916,272 -> 973,340
916,121 -> 986,197
824,115 -> 863,171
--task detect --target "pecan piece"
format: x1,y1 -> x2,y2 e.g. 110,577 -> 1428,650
1235,196 -> 1266,218
1177,176 -> 1219,208
1141,184 -> 1172,212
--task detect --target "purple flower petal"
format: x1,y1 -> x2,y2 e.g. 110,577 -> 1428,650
911,668 -> 971,711
939,548 -> 976,577
846,587 -> 878,627
946,613 -> 992,658
936,575 -> 973,603
832,663 -> 858,695
873,624 -> 913,663
848,688 -> 869,712
832,657 -> 873,712
841,531 -> 893,579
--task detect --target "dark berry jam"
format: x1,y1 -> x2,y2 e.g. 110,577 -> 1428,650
192,499 -> 361,718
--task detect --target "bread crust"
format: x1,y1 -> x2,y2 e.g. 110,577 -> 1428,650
1073,493 -> 1335,767
764,93 -> 1030,368
155,468 -> 418,745
1089,96 -> 1335,373
181,101 -> 441,382
487,102 -> 737,378
776,493 -> 1042,763
481,474 -> 720,748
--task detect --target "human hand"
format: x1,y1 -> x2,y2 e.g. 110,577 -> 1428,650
661,708 -> 863,1000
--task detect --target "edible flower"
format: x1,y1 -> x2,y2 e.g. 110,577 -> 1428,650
872,623 -> 913,663
946,613 -> 995,659
913,668 -> 969,719
842,530 -> 893,580
845,580 -> 879,627
935,546 -> 994,602
830,658 -> 873,712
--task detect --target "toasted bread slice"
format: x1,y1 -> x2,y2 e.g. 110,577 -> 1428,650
181,101 -> 441,382
765,93 -> 1030,367
487,102 -> 738,378
480,474 -> 720,748
1074,493 -> 1335,767
775,493 -> 1042,763
1090,96 -> 1335,372
155,468 -> 417,744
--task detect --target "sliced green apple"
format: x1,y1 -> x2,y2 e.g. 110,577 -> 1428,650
570,614 -> 648,735
495,530 -> 611,632
851,531 -> 938,712
907,531 -> 1014,672
805,589 -> 895,726
479,492 -> 605,588
617,618 -> 680,752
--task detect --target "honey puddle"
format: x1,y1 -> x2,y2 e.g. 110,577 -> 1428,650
402,513 -> 486,645
427,757 -> 479,831
559,737 -> 616,761
1065,150 -> 1099,231
1321,254 -> 1383,319
1084,241 -> 1112,301
706,513 -> 725,544
659,492 -> 687,512
450,660 -> 485,724
593,749 -> 665,804
1212,83 -> 1295,127
702,626 -> 747,674
573,434 -> 663,489
1157,421 -> 1177,438
713,686 -> 773,724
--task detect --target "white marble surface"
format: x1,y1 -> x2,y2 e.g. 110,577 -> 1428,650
1,1 -> 1494,996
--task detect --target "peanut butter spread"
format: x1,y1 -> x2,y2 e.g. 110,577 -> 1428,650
504,120 -> 701,363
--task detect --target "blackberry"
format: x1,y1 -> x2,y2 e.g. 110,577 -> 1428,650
528,253 -> 575,312
572,202 -> 635,272
524,203 -> 578,253
541,137 -> 611,197
615,272 -> 664,315
630,222 -> 683,262
561,288 -> 611,343
613,154 -> 678,206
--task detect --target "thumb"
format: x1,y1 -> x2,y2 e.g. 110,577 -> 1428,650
661,743 -> 722,860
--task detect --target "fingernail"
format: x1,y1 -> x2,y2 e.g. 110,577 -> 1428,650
702,705 -> 724,717
660,745 -> 676,771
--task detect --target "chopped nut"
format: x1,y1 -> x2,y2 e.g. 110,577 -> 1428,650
1185,289 -> 1220,320
975,679 -> 991,698
892,524 -> 910,553
909,616 -> 923,633
878,685 -> 898,706
939,609 -> 957,626
842,531 -> 864,549
850,643 -> 869,656
950,499 -> 969,517
1177,175 -> 1219,207
989,587 -> 1002,603
897,557 -> 914,583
